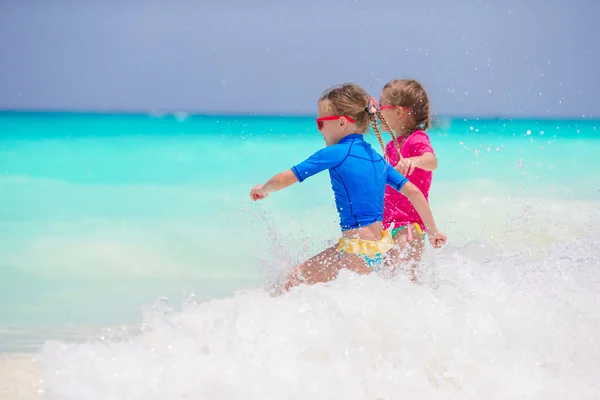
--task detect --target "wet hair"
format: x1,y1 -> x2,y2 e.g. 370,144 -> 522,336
318,83 -> 401,159
382,79 -> 430,131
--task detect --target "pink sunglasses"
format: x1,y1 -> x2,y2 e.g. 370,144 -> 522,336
379,105 -> 412,113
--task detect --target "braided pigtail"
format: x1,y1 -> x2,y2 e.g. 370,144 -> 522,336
376,109 -> 402,162
364,96 -> 388,160
369,113 -> 387,159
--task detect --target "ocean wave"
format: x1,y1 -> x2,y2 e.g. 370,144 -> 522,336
35,236 -> 600,399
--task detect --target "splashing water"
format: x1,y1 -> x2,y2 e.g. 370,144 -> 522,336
34,231 -> 600,399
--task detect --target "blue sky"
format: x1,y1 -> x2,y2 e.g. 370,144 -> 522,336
0,0 -> 598,117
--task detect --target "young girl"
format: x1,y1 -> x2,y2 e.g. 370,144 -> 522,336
250,83 -> 446,292
379,79 -> 439,281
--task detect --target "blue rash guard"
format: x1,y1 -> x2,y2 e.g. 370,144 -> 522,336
291,133 -> 409,231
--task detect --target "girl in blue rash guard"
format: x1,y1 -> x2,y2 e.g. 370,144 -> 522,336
250,83 -> 447,292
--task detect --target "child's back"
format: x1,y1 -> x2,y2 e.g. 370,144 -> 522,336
293,133 -> 406,231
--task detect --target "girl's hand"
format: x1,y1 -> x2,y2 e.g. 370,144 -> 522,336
250,184 -> 269,201
427,230 -> 447,248
396,157 -> 419,176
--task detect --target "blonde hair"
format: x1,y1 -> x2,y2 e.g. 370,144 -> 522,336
382,79 -> 430,131
318,83 -> 401,160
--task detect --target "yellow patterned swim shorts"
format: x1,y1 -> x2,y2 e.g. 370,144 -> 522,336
337,230 -> 395,271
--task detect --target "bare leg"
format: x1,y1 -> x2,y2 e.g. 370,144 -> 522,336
281,244 -> 372,292
387,225 -> 425,282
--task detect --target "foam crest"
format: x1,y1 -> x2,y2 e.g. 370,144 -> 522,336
37,238 -> 600,399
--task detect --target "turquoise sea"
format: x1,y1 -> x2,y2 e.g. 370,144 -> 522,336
1,111 -> 599,398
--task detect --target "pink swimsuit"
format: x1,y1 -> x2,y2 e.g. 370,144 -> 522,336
383,130 -> 435,232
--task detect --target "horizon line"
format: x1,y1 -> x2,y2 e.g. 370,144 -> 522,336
0,107 -> 598,121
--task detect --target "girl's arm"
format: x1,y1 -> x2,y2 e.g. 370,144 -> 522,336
250,145 -> 345,201
250,170 -> 298,200
412,152 -> 438,171
397,181 -> 447,248
399,182 -> 438,232
391,132 -> 438,175
396,152 -> 438,175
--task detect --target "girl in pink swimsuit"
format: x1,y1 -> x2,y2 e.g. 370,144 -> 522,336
379,79 -> 439,282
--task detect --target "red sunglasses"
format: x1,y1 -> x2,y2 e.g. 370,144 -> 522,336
316,115 -> 356,130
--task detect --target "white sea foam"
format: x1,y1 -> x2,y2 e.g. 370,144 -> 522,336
34,233 -> 600,399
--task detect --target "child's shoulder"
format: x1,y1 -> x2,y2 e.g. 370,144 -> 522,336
408,129 -> 430,139
385,130 -> 434,158
385,130 -> 430,147
317,140 -> 354,159
405,130 -> 433,146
